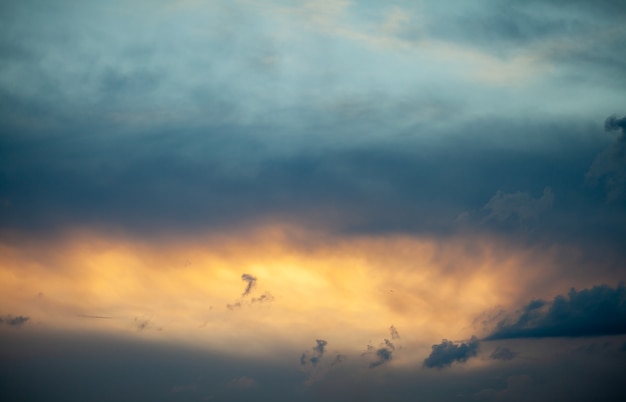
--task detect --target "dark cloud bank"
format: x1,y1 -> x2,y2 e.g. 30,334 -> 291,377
486,284 -> 626,340
424,284 -> 626,371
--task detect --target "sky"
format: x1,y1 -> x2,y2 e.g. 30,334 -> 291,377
1,0 -> 625,400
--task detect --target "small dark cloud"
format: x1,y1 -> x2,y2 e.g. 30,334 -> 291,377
241,273 -> 257,297
384,339 -> 395,351
423,337 -> 479,369
369,348 -> 392,368
301,339 -> 327,367
490,346 -> 517,361
227,274 -> 273,310
0,315 -> 30,327
485,284 -> 626,340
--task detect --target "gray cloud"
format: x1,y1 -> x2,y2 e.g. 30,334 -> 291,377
0,315 -> 29,327
486,284 -> 626,340
423,337 -> 479,369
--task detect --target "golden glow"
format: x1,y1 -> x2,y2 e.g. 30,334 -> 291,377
0,226 -> 602,362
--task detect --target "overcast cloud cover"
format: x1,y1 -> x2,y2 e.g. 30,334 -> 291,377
1,0 -> 625,401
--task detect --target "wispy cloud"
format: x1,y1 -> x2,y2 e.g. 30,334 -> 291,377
241,273 -> 257,297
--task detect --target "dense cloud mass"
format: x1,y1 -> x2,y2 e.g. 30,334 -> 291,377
486,285 -> 626,340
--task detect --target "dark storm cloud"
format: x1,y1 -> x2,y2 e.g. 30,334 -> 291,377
490,346 -> 517,361
0,315 -> 29,327
423,337 -> 479,369
486,284 -> 626,340
241,274 -> 257,297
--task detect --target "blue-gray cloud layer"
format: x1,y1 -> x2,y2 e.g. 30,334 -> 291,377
1,1 -> 625,257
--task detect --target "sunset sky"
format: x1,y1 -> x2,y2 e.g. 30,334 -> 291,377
1,1 -> 625,401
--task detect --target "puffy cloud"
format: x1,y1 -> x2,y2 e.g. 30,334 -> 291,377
423,337 -> 479,369
486,284 -> 626,340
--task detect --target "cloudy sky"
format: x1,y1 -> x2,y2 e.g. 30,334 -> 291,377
1,0 -> 625,400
